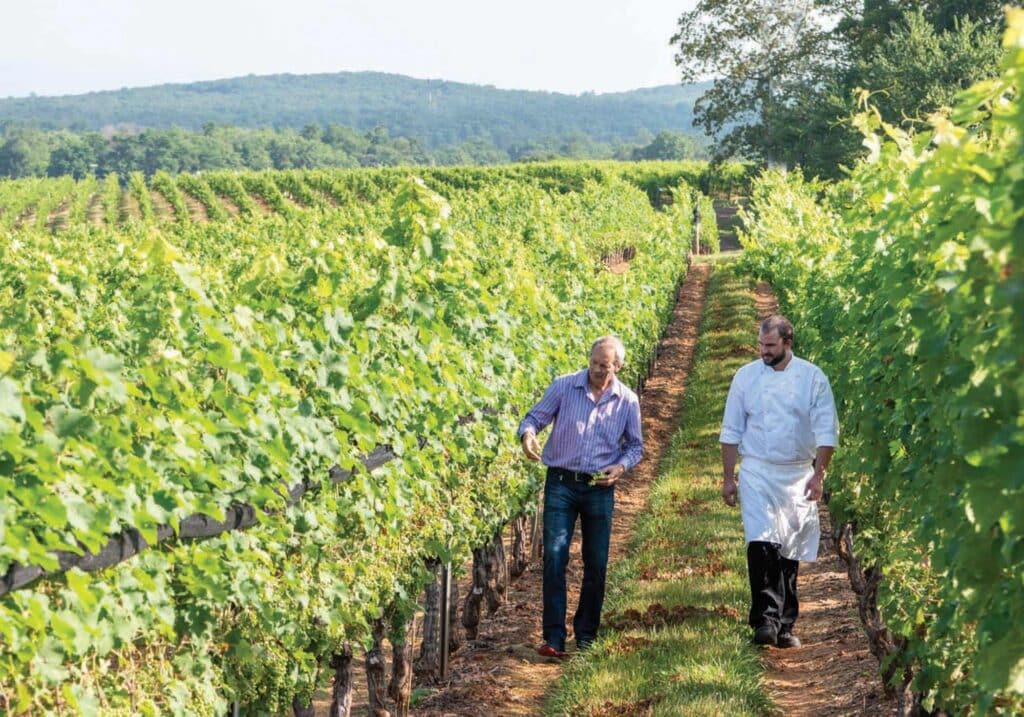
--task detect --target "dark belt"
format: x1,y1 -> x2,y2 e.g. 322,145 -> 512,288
548,466 -> 594,483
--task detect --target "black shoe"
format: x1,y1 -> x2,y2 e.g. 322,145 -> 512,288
776,631 -> 801,648
753,625 -> 777,645
576,638 -> 594,652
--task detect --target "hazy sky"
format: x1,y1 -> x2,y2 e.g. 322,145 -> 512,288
1,1 -> 698,99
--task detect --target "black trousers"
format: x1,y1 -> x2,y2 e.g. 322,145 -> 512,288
747,541 -> 799,633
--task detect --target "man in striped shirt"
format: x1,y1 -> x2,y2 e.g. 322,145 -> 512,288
519,336 -> 643,658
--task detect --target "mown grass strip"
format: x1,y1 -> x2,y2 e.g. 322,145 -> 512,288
547,263 -> 774,717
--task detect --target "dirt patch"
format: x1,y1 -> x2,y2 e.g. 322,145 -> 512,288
150,189 -> 176,221
605,603 -> 740,631
118,190 -> 141,224
218,194 -> 240,217
149,189 -> 176,223
674,497 -> 704,516
605,635 -> 651,656
726,345 -> 758,358
14,205 -> 36,229
85,193 -> 104,226
637,559 -> 733,582
181,192 -> 209,223
583,696 -> 659,716
405,262 -> 713,716
751,283 -> 896,716
601,246 -> 635,275
46,198 -> 72,233
249,193 -> 272,214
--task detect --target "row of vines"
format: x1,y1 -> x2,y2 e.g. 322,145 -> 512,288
0,160 -> 745,234
0,164 -> 701,714
738,12 -> 1023,715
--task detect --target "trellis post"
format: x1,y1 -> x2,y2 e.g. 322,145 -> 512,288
439,563 -> 452,679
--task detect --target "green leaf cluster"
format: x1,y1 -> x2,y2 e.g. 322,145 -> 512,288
0,162 -> 696,713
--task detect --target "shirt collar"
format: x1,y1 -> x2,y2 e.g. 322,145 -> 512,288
761,354 -> 799,373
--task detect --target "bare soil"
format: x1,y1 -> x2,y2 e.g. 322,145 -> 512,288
118,189 -> 141,224
85,193 -> 104,226
218,194 -> 240,217
180,192 -> 210,223
46,198 -> 73,233
14,205 -> 37,229
249,193 -> 272,214
149,189 -> 177,223
753,281 -> 896,716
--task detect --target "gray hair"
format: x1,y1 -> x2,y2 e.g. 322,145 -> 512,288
590,335 -> 626,365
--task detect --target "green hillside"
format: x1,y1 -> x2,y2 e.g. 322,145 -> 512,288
0,72 -> 709,149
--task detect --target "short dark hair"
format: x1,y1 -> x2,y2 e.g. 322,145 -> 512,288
760,314 -> 794,343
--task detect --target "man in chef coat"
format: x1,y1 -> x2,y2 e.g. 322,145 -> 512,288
719,315 -> 838,648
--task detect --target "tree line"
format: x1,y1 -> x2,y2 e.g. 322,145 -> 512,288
0,123 -> 708,179
673,0 -> 1009,177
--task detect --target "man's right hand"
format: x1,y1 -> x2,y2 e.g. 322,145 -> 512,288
722,475 -> 738,507
521,432 -> 541,461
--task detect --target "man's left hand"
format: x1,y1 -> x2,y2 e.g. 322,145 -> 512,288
804,470 -> 825,502
594,464 -> 625,487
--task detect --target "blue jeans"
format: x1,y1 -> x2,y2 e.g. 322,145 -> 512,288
542,469 -> 615,651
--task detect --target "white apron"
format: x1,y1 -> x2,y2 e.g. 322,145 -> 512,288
738,456 -> 820,562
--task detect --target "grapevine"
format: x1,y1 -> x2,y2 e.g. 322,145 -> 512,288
738,12 -> 1024,713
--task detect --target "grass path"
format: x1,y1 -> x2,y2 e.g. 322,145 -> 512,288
548,261 -> 774,716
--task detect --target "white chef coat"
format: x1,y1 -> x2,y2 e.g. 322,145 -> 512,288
720,355 -> 839,561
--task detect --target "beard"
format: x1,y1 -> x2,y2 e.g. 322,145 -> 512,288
762,352 -> 785,367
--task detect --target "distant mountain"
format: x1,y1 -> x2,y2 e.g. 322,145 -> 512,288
0,72 -> 710,149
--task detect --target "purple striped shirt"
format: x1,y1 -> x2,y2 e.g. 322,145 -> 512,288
518,369 -> 643,474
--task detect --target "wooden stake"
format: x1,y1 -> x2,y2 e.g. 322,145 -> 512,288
530,491 -> 544,560
447,573 -> 461,655
439,564 -> 453,679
